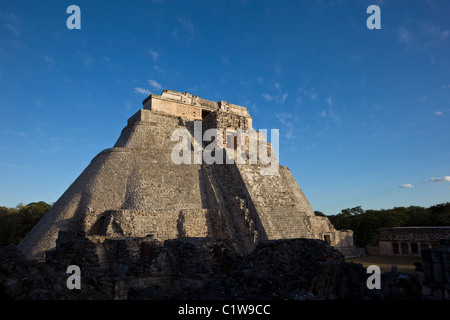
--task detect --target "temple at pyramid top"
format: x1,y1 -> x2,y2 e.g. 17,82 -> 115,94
143,89 -> 253,129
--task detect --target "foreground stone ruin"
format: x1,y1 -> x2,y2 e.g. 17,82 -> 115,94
0,236 -> 423,300
421,239 -> 450,299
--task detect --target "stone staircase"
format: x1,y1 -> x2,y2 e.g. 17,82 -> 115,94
237,163 -> 312,240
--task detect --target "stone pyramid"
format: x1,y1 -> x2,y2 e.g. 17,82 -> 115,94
18,90 -> 354,260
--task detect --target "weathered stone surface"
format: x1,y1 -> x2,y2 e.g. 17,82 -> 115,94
0,244 -> 108,299
421,239 -> 450,299
1,235 -> 424,300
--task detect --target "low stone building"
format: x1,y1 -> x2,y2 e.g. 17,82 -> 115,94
378,227 -> 450,256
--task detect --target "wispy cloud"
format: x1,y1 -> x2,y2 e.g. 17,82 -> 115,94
398,27 -> 413,44
319,107 -> 342,126
153,65 -> 166,74
261,94 -> 272,102
429,176 -> 450,183
297,86 -> 318,101
398,22 -> 450,48
149,49 -> 159,62
134,87 -> 151,95
435,110 -> 443,116
221,56 -> 230,66
325,96 -> 333,106
0,12 -> 22,36
275,113 -> 297,139
76,51 -> 93,67
442,85 -> 450,89
399,184 -> 414,188
273,64 -> 283,76
148,79 -> 162,91
261,83 -> 288,104
0,162 -> 35,170
172,17 -> 196,43
3,129 -> 26,137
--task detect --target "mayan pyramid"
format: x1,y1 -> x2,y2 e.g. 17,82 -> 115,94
18,90 -> 354,260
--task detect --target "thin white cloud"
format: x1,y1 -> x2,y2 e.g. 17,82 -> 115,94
173,17 -> 196,42
398,23 -> 450,47
0,162 -> 35,170
297,86 -> 317,101
442,85 -> 450,89
398,27 -> 414,44
275,113 -> 296,140
0,12 -> 22,36
262,83 -> 288,104
76,51 -> 93,67
221,56 -> 230,66
154,65 -> 166,74
134,87 -> 151,95
261,92 -> 287,104
399,184 -> 414,188
273,64 -> 283,76
429,176 -> 450,183
319,108 -> 342,126
435,111 -> 443,116
148,79 -> 162,91
149,50 -> 159,62
178,17 -> 195,36
3,129 -> 26,137
325,96 -> 333,106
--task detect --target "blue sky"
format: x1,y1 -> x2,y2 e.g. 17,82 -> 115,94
0,0 -> 449,215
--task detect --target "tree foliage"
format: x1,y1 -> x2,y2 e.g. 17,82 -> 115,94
0,201 -> 51,248
328,202 -> 450,247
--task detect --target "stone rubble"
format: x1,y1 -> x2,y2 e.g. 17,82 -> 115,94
0,233 -> 425,300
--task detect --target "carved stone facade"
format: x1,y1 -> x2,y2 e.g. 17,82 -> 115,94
143,90 -> 253,129
378,227 -> 450,256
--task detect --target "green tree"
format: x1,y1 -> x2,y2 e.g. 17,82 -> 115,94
327,203 -> 450,247
0,201 -> 51,248
314,210 -> 326,217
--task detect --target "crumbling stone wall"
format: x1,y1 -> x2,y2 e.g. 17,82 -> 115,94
2,233 -> 424,300
421,239 -> 450,300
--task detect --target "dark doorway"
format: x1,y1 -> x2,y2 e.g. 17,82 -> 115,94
202,109 -> 211,119
393,242 -> 399,254
411,243 -> 419,255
